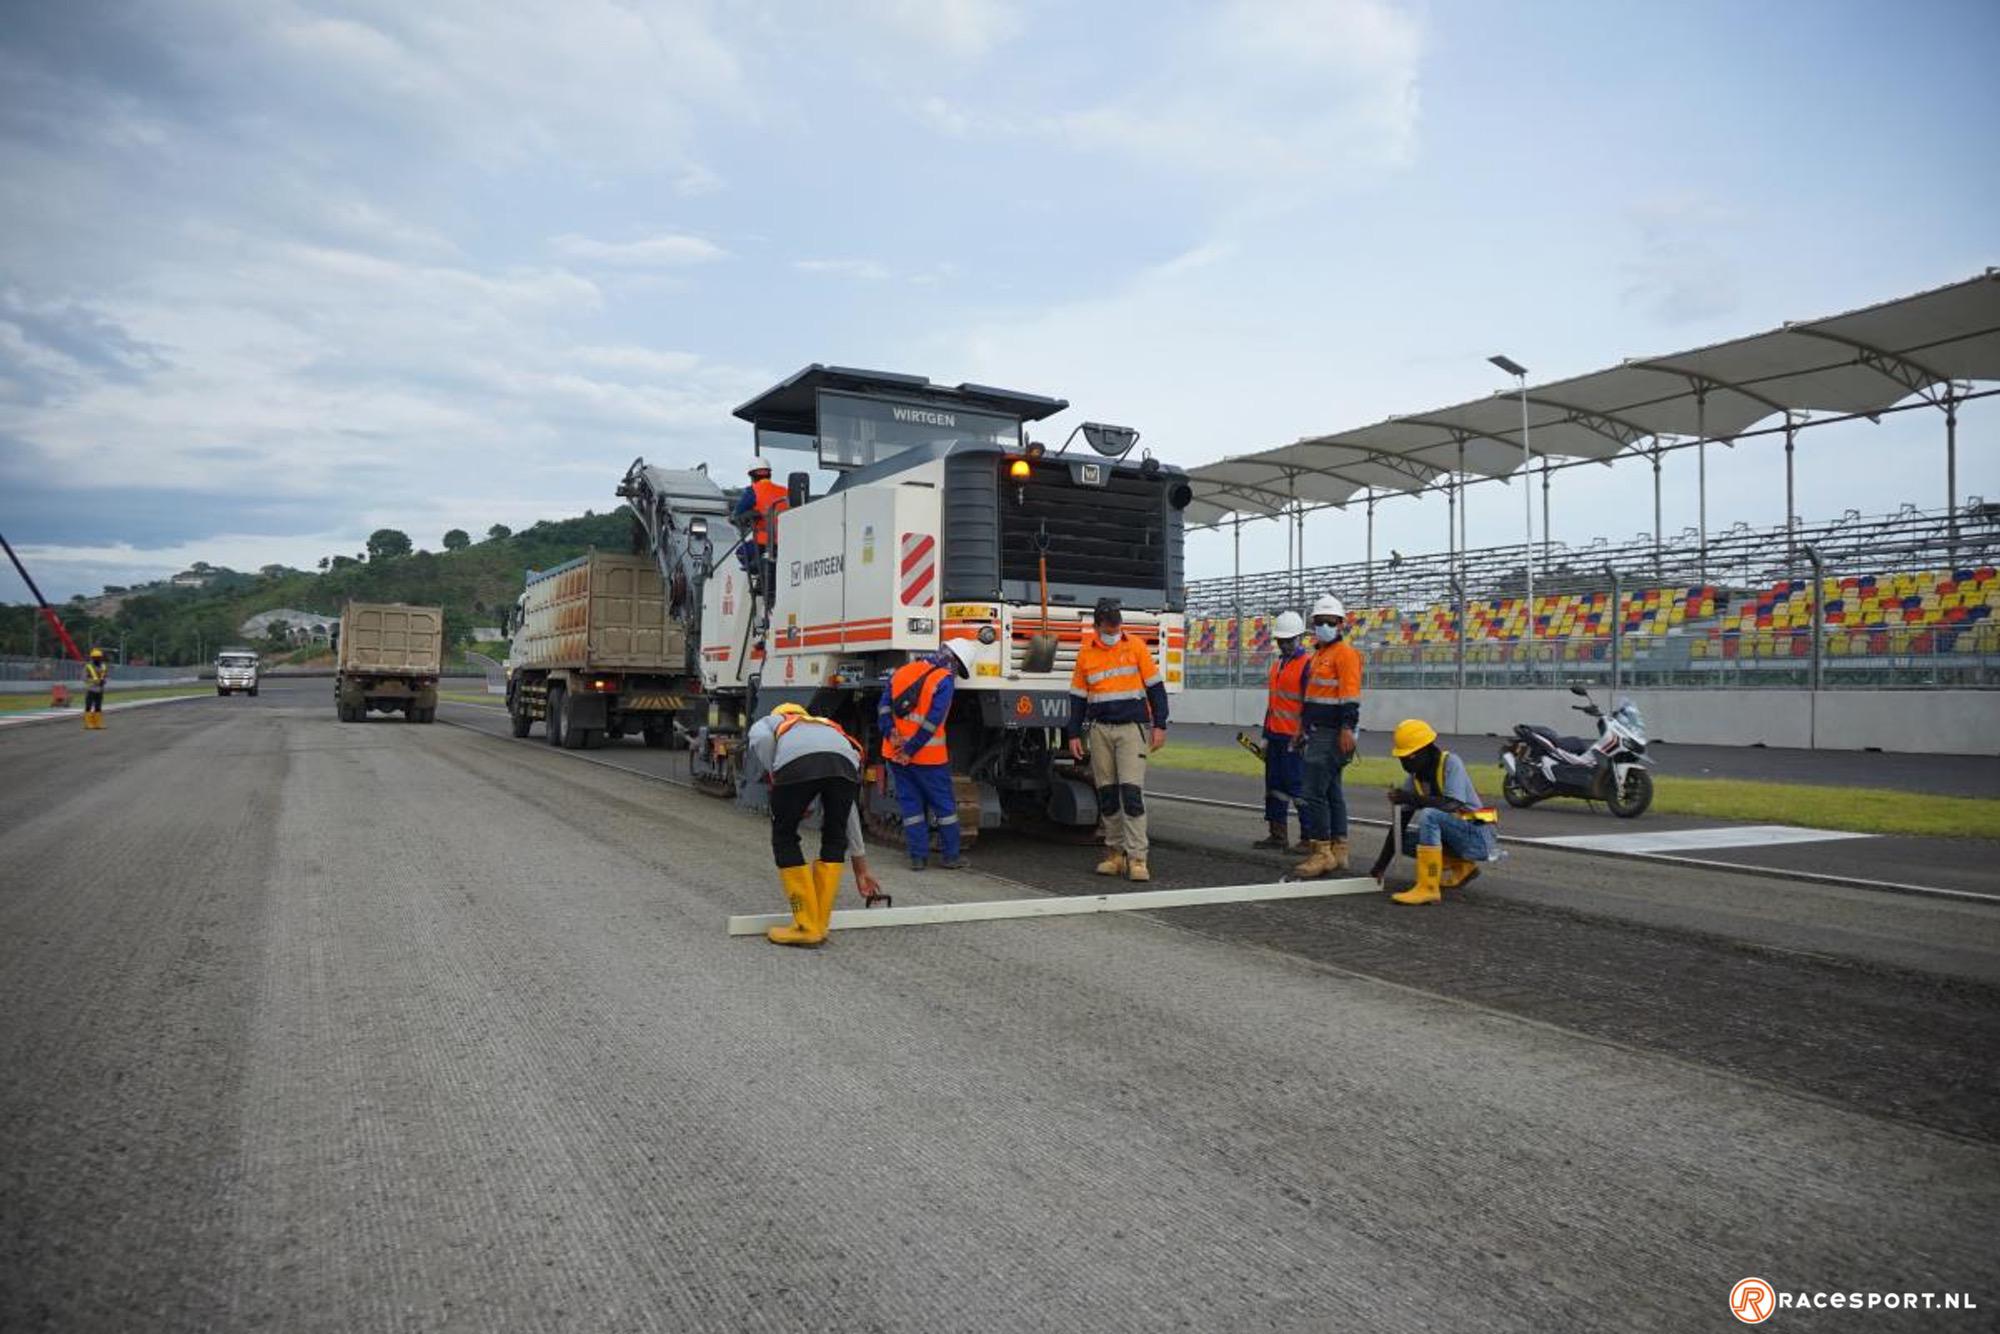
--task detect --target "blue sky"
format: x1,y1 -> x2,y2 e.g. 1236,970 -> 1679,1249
2,0 -> 1996,602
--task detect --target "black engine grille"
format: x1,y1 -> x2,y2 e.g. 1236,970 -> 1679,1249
1000,461 -> 1167,590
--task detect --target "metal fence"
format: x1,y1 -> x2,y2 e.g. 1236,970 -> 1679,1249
0,654 -> 203,685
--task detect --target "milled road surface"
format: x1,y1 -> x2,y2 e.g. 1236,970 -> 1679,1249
3,680 -> 1997,1332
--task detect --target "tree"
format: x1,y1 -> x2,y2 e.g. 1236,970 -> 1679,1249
264,619 -> 292,648
487,524 -> 512,542
318,556 -> 331,572
330,554 -> 357,570
366,529 -> 412,561
260,563 -> 288,579
442,528 -> 471,551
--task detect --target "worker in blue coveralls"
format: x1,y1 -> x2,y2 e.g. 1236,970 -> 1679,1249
878,640 -> 979,870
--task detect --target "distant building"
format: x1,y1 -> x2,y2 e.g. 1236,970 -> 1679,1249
240,608 -> 338,643
170,572 -> 210,588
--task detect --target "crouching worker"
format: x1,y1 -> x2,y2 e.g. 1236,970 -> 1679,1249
747,702 -> 862,948
1382,719 -> 1498,905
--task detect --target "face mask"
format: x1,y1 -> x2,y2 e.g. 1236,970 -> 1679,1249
1312,623 -> 1341,645
1098,629 -> 1122,646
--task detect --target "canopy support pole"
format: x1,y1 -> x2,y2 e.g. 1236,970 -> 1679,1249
1541,460 -> 1552,570
1784,413 -> 1798,574
1365,491 -> 1376,606
1696,389 -> 1709,586
1231,516 -> 1243,690
1293,505 -> 1305,606
1651,440 -> 1664,579
1946,393 -> 1960,566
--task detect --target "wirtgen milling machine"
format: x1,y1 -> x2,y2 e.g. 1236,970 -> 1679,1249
618,365 -> 1192,839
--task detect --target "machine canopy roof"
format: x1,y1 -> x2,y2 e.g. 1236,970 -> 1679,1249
1184,270 -> 2000,527
735,364 -> 1070,436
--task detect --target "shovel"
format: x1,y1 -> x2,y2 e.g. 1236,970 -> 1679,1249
1022,524 -> 1060,674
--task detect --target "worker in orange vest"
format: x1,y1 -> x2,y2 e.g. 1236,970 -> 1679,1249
1065,599 -> 1169,882
733,461 -> 791,597
1253,610 -> 1310,849
878,641 -> 978,870
1293,594 -> 1363,877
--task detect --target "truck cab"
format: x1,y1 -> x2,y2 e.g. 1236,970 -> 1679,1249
215,649 -> 260,696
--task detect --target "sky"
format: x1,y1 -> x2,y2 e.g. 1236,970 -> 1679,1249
2,0 -> 1997,603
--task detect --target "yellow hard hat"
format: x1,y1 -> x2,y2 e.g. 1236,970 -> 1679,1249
770,702 -> 808,718
1389,718 -> 1437,757
89,647 -> 105,659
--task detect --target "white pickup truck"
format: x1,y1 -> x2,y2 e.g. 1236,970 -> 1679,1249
215,649 -> 260,696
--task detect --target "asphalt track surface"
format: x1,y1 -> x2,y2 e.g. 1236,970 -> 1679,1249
3,679 -> 1997,1332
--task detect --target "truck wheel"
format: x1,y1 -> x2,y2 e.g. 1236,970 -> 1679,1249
643,725 -> 667,749
510,701 -> 532,738
559,689 -> 588,750
545,686 -> 566,747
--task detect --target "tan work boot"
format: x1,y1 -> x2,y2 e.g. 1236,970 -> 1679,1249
1127,859 -> 1150,883
1292,840 -> 1338,878
1327,838 -> 1351,871
1440,855 -> 1481,890
1094,850 -> 1129,877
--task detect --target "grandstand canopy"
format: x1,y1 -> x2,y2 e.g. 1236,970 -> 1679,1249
1186,270 -> 2000,527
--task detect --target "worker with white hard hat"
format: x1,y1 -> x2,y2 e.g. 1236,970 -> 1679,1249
1293,593 -> 1365,878
1252,610 -> 1310,850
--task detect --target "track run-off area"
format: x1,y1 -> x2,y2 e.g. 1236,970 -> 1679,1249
4,678 -> 1997,1331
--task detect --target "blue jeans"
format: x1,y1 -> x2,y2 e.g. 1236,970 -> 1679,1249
1263,732 -> 1304,823
890,762 -> 961,861
1297,728 -> 1351,841
1400,807 -> 1496,861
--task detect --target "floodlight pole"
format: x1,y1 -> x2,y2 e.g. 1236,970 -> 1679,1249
1803,543 -> 1825,695
1651,440 -> 1664,577
1607,564 -> 1622,697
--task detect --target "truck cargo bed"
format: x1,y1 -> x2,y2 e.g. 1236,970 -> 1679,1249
514,552 -> 683,672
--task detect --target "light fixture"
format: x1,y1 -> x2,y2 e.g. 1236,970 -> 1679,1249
1488,354 -> 1528,377
1008,458 -> 1032,480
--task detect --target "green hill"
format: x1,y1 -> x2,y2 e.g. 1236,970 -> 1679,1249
2,511 -> 639,665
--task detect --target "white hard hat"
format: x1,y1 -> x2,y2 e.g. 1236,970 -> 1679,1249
1311,594 -> 1347,621
940,638 -> 980,678
1272,611 -> 1306,639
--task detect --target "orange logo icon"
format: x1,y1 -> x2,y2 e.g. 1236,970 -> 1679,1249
1014,695 -> 1033,717
1730,1278 -> 1775,1324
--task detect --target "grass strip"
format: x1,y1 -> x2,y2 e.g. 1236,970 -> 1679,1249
1150,742 -> 1991,839
0,684 -> 210,714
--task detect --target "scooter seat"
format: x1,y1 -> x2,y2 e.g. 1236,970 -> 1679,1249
1521,723 -> 1594,754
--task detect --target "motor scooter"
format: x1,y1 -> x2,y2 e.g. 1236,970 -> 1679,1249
1499,686 -> 1654,817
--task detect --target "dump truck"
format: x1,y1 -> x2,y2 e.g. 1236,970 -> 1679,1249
215,647 -> 260,696
334,602 -> 443,723
504,551 -> 697,749
617,364 -> 1191,839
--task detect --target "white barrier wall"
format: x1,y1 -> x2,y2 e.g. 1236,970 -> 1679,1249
1175,687 -> 2000,755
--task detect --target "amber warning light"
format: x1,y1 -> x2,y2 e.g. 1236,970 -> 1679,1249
1008,459 -> 1032,480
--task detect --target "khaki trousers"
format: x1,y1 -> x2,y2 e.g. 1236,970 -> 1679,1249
1089,720 -> 1150,860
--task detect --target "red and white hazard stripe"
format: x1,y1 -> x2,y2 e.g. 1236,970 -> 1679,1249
900,532 -> 936,607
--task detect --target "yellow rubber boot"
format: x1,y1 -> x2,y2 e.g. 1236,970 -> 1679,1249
811,860 -> 844,935
766,864 -> 826,947
1441,855 -> 1481,890
1391,845 -> 1443,904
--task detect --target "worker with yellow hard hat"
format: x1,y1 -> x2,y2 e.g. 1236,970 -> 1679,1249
82,647 -> 109,730
1378,718 -> 1497,904
745,700 -> 863,947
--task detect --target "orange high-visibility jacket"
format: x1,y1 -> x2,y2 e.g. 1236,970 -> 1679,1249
884,660 -> 952,765
1300,639 -> 1363,730
748,478 -> 790,546
1066,633 -> 1168,735
1264,650 -> 1309,736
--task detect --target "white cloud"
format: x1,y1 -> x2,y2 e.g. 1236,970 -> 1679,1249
551,233 -> 727,267
868,0 -> 1022,58
793,258 -> 894,281
1620,194 -> 1743,326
